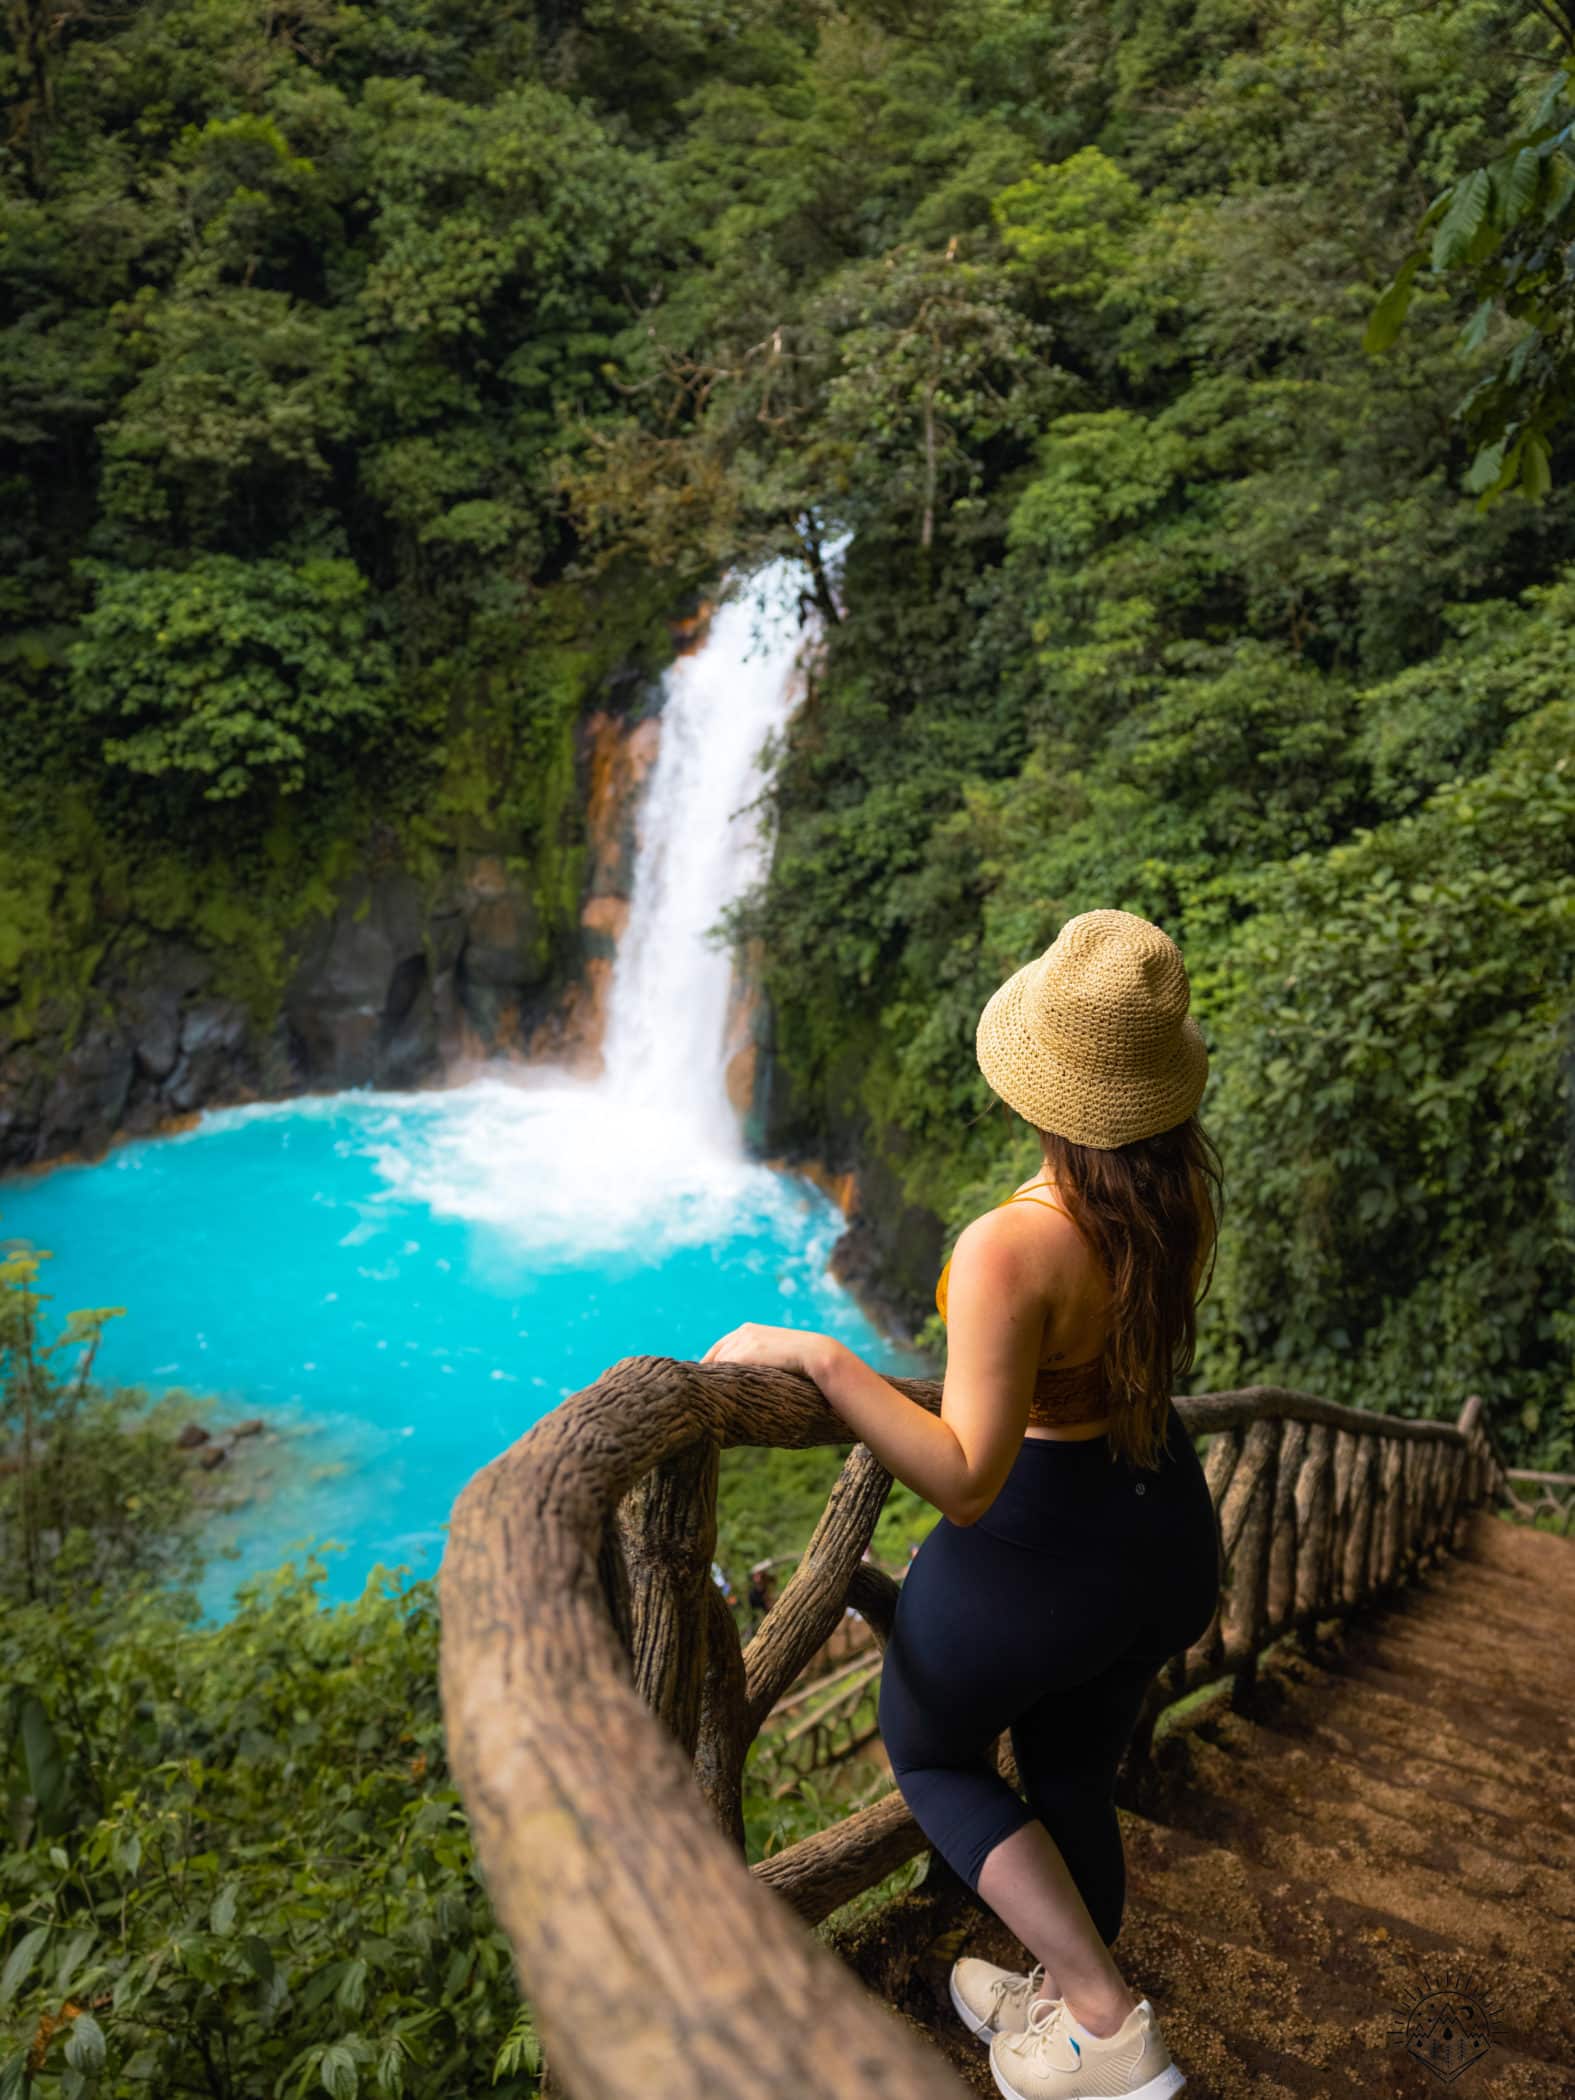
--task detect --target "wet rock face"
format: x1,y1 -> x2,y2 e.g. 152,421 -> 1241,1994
0,851 -> 568,1172
0,672 -> 672,1173
524,707 -> 662,1076
453,854 -> 550,1042
168,999 -> 252,1112
750,1015 -> 944,1349
824,1147 -> 945,1348
284,869 -> 443,1088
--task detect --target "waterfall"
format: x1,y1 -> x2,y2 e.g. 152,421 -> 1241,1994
598,558 -> 822,1159
347,554 -> 835,1261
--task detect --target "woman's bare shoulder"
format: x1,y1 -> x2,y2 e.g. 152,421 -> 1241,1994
950,1196 -> 1079,1293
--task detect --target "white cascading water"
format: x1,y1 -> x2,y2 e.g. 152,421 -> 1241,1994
599,559 -> 815,1155
366,555 -> 833,1261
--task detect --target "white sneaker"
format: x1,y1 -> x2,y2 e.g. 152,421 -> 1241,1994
948,1956 -> 1056,2043
990,1993 -> 1185,2099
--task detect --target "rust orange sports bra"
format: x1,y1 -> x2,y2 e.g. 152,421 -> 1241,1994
935,1187 -> 1113,1429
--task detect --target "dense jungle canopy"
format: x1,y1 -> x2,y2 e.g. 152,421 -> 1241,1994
4,0 -> 1575,1468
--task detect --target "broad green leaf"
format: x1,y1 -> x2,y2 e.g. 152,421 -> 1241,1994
319,2044 -> 358,2100
1364,252 -> 1422,353
54,1930 -> 98,1997
300,1961 -> 352,2015
1541,152 -> 1575,222
1463,437 -> 1507,493
1431,166 -> 1495,270
374,2037 -> 408,2099
0,1927 -> 49,2008
1499,145 -> 1542,221
335,1958 -> 369,2015
1458,299 -> 1495,355
240,1935 -> 276,1983
20,1694 -> 68,1821
64,2014 -> 107,2075
1520,432 -> 1552,499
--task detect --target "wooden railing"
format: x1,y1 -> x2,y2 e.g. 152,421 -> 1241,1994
438,1364 -> 1505,2100
1499,1464 -> 1575,1534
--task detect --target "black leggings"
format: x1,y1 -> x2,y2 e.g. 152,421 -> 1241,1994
876,1401 -> 1221,1947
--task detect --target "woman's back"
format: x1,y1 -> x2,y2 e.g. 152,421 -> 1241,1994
935,1179 -> 1118,1434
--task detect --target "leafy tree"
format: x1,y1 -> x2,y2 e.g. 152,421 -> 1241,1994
1198,666 -> 1575,1457
0,1242 -> 199,1609
98,290 -> 357,549
66,553 -> 397,802
705,0 -> 1575,1467
1367,46 -> 1575,503
0,1562 -> 542,2100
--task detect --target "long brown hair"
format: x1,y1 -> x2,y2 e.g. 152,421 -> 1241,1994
1033,1113 -> 1224,1471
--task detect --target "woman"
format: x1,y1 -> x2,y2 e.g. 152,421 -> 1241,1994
703,909 -> 1223,2100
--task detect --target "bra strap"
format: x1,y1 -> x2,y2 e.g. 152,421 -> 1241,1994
999,1190 -> 1073,1222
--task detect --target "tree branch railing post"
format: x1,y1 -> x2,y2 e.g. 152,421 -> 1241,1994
1476,1382 -> 1575,1532
439,1368 -> 1512,2100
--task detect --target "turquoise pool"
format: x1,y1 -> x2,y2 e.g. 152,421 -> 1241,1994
0,1075 -> 925,1612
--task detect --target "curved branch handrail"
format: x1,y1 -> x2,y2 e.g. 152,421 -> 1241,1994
439,1360 -> 1504,2100
439,1357 -> 965,2100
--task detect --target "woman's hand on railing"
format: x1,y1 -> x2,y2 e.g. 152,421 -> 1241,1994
700,1322 -> 836,1382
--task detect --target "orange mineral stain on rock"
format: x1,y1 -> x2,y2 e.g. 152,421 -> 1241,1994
524,958 -> 615,1079
670,600 -> 717,658
720,931 -> 766,1121
765,1154 -> 859,1219
581,894 -> 629,941
524,699 -> 666,1075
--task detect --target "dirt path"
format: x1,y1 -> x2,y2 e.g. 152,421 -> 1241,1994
833,1512 -> 1575,2098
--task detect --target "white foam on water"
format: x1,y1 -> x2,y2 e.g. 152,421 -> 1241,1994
356,1073 -> 813,1262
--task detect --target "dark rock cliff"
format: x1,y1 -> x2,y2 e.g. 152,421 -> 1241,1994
750,1017 -> 945,1352
0,687 -> 663,1176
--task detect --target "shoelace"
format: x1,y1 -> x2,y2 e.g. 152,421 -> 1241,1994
1017,1995 -> 1073,2062
1020,1996 -> 1144,2064
987,1962 -> 1046,2018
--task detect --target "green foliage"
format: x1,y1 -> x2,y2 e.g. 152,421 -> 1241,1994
0,0 -> 694,1010
683,0 -> 1575,1466
98,289 -> 356,543
0,1241 -> 201,1610
1197,679 -> 1575,1457
0,1245 -> 540,2099
1369,46 -> 1575,501
0,1563 -> 539,2100
67,554 -> 397,802
992,146 -> 1145,313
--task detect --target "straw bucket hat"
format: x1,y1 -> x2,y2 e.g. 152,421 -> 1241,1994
976,909 -> 1209,1149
